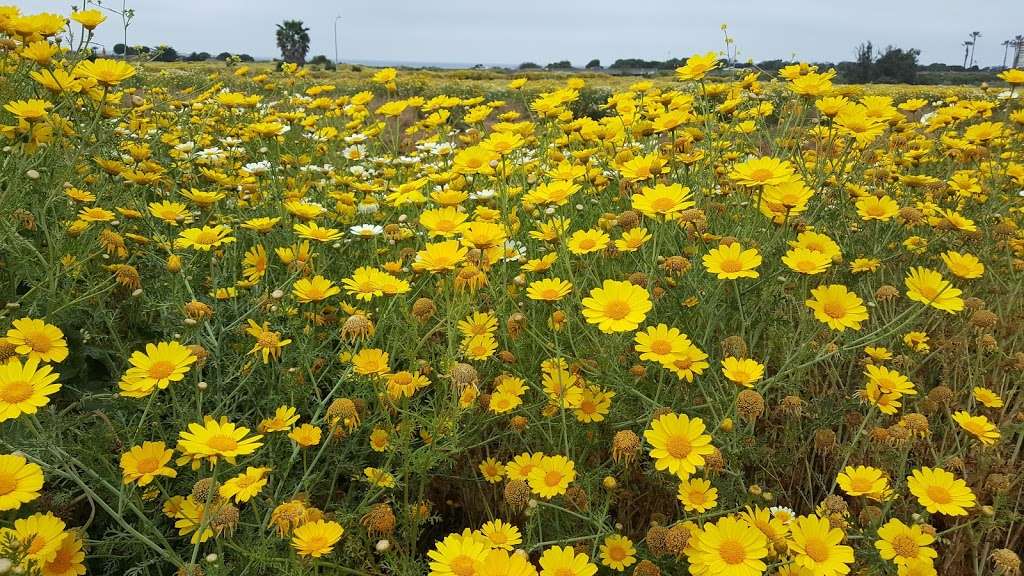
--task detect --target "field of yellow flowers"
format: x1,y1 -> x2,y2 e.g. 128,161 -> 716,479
2,7 -> 1024,576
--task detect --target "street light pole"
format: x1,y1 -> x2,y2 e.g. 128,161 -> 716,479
334,15 -> 342,65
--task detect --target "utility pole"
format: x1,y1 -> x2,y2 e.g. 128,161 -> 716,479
334,14 -> 342,65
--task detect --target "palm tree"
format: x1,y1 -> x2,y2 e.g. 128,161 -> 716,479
1002,39 -> 1012,69
962,41 -> 973,68
968,31 -> 981,68
276,20 -> 310,65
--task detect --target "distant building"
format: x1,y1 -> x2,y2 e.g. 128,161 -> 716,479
1016,42 -> 1024,68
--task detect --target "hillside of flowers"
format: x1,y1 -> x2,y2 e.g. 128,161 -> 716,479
1,7 -> 1024,576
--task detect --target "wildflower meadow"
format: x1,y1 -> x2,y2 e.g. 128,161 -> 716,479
1,5 -> 1023,576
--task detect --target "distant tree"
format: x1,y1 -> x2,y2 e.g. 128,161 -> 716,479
874,46 -> 920,83
518,62 -> 541,69
153,45 -> 178,62
276,20 -> 310,65
113,43 -> 126,55
216,52 -> 232,61
847,42 -> 873,83
239,54 -> 255,62
545,60 -> 573,70
309,54 -> 331,65
962,41 -> 972,68
184,51 -> 211,62
755,59 -> 790,71
585,58 -> 601,69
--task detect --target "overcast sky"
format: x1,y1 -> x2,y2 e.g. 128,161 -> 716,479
19,0 -> 1024,67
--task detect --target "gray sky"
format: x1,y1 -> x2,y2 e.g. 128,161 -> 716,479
19,0 -> 1024,67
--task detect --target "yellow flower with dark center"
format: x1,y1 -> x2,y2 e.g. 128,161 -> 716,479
951,411 -> 1000,445
703,242 -> 761,280
875,518 -> 937,566
675,51 -> 719,81
245,320 -> 292,363
288,423 -> 322,447
618,153 -> 666,182
6,512 -> 67,566
40,531 -> 86,576
6,317 -> 69,363
70,9 -> 105,29
119,441 -> 176,486
634,324 -> 692,364
677,477 -> 718,513
941,251 -> 984,279
856,195 -> 900,221
478,457 -> 505,483
74,58 -> 136,87
293,221 -> 343,242
631,183 -> 694,219
837,465 -> 889,499
241,216 -> 281,233
420,207 -> 469,237
19,40 -> 58,66
364,467 -> 396,488
904,267 -> 963,313
242,244 -> 268,282
527,454 -> 576,499
787,514 -> 854,576
789,70 -> 836,97
77,206 -> 115,222
526,278 -> 572,302
906,467 -> 976,516
566,228 -> 609,255
117,341 -> 197,398
581,279 -> 651,333
997,68 -> 1024,84
413,240 -> 469,272
598,534 -> 636,571
644,412 -> 714,478
789,231 -> 841,261
291,519 -> 344,558
782,247 -> 832,275
972,386 -> 1003,408
721,356 -> 765,387
538,545 -> 596,576
523,180 -> 580,207
4,99 -> 52,121
452,145 -> 498,175
177,416 -> 264,468
175,225 -> 235,251
687,516 -> 768,576
258,405 -> 299,433
865,364 -> 916,397
478,519 -> 522,551
386,371 -> 429,399
428,531 -> 490,576
730,156 -> 796,188
460,220 -> 507,250
292,275 -> 340,303
148,200 -> 190,225
0,357 -> 61,422
805,284 -> 869,331
0,453 -> 44,511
